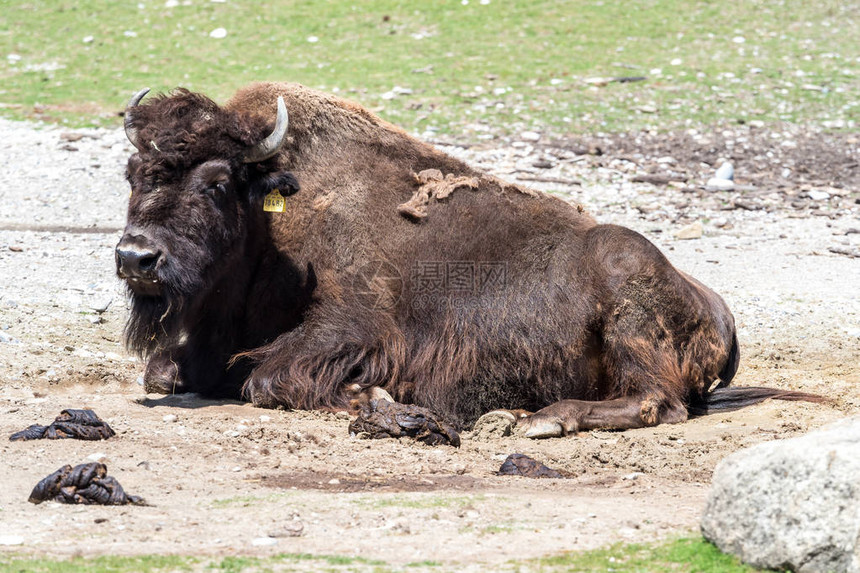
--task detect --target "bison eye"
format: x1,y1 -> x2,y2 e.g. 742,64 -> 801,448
205,182 -> 227,198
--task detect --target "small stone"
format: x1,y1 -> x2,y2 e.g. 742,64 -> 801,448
251,537 -> 278,546
674,221 -> 703,240
259,415 -> 272,423
209,28 -> 227,39
89,297 -> 112,313
335,411 -> 350,420
519,131 -> 541,142
88,316 -> 102,324
807,190 -> 831,201
86,452 -> 108,463
622,472 -> 644,480
472,410 -> 516,439
328,478 -> 340,485
162,414 -> 177,423
268,521 -> 305,538
584,77 -> 610,86
83,36 -> 94,44
706,177 -> 735,191
712,217 -> 729,228
714,161 -> 734,181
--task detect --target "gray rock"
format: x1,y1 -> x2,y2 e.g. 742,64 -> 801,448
701,416 -> 860,573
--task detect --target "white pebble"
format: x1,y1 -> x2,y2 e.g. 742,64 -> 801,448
251,537 -> 278,546
162,414 -> 177,423
706,177 -> 735,190
714,161 -> 734,181
209,28 -> 227,39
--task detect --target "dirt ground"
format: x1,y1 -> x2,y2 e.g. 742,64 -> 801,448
0,119 -> 858,570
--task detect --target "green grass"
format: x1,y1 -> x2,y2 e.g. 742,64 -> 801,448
207,492 -> 297,508
0,538 -> 773,572
351,492 -> 485,509
1,0 -> 857,136
523,537 -> 772,572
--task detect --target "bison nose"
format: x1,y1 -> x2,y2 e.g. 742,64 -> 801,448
115,235 -> 161,279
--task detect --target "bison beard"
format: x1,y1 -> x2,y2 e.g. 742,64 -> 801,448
117,83 -> 823,435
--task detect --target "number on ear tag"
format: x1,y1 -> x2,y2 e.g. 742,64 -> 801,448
263,189 -> 286,212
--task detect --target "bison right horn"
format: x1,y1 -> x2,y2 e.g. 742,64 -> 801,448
242,96 -> 289,164
124,88 -> 150,152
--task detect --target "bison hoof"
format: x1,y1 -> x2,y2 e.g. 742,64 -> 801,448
519,417 -> 565,439
143,357 -> 186,394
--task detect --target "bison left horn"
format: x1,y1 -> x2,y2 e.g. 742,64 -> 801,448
124,88 -> 150,152
242,96 -> 289,163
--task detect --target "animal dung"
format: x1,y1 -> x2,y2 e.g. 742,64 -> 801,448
9,409 -> 115,441
497,453 -> 565,478
348,399 -> 461,447
28,462 -> 145,506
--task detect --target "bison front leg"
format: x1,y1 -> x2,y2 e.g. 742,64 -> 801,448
519,396 -> 688,438
142,351 -> 189,394
240,315 -> 405,411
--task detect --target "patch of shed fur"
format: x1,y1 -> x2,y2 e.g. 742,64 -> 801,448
398,169 -> 537,220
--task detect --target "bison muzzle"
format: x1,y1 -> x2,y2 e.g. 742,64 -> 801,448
116,82 -> 820,437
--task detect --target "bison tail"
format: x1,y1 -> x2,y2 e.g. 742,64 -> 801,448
689,386 -> 827,417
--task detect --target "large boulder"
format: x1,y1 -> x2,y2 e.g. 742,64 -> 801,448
701,417 -> 860,572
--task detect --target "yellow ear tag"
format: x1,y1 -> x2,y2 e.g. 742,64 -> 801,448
263,189 -> 286,213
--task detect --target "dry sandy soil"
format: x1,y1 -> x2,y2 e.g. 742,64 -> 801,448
0,118 -> 858,570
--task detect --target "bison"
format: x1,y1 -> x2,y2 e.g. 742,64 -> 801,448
116,82 -> 817,438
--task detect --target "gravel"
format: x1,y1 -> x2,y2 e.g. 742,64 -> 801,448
0,115 -> 857,567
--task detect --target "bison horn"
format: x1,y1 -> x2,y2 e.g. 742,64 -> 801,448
124,88 -> 150,152
242,96 -> 289,163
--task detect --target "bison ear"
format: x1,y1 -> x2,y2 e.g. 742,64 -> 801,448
248,171 -> 300,202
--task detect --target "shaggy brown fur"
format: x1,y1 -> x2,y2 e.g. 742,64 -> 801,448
117,82 -> 820,434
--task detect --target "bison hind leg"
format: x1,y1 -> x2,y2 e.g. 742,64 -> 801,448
519,395 -> 688,439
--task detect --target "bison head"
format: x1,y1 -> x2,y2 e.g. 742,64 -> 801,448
116,88 -> 298,356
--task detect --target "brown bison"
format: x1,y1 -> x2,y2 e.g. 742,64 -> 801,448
116,82 -> 816,438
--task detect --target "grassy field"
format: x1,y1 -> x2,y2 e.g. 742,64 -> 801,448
0,0 -> 857,136
0,537 -> 770,572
